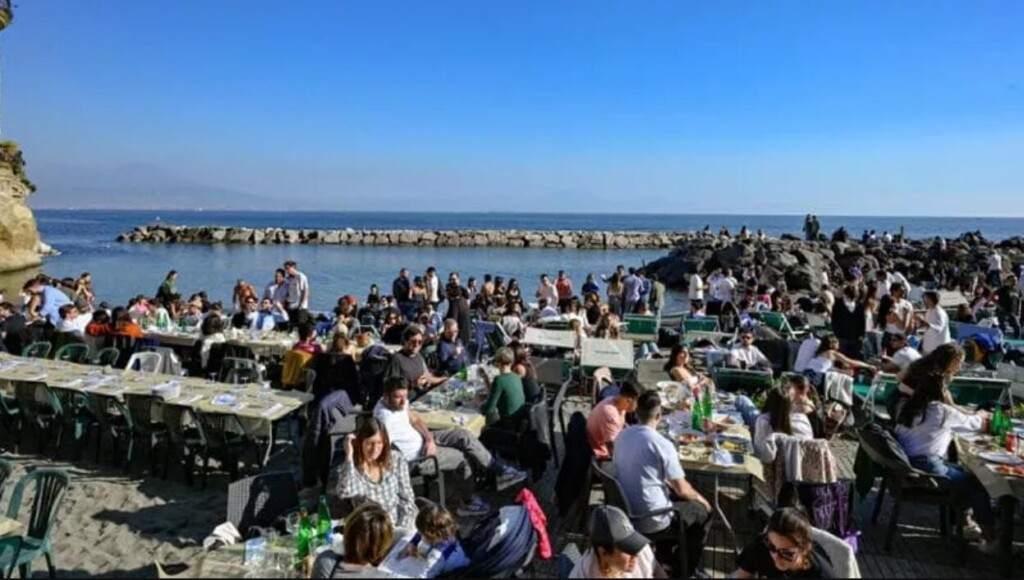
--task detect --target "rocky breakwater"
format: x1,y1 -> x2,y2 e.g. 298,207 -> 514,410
642,234 -> 1024,294
118,225 -> 697,250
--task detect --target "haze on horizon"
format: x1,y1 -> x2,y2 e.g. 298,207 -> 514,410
4,1 -> 1023,216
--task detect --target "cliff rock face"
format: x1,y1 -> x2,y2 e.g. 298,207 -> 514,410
0,165 -> 42,273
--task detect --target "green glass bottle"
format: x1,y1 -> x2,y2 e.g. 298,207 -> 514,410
458,364 -> 468,381
316,496 -> 332,543
296,508 -> 313,560
701,386 -> 713,421
992,407 -> 1005,436
691,395 -> 704,431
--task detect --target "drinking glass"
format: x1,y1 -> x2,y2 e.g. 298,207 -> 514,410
284,512 -> 300,536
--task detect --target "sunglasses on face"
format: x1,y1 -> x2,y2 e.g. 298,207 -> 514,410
763,536 -> 798,562
408,338 -> 423,345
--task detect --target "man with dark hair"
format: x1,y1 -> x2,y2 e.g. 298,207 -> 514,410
613,390 -> 711,576
156,270 -> 178,307
283,260 -> 310,328
373,376 -> 529,516
264,268 -> 289,308
0,302 -> 27,355
385,324 -> 446,393
393,268 -> 412,320
831,285 -> 866,359
586,377 -> 641,459
648,274 -> 666,317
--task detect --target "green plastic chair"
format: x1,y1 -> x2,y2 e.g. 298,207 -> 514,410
53,343 -> 91,364
1,469 -> 70,578
92,347 -> 120,367
20,342 -> 51,360
0,537 -> 22,579
46,387 -> 92,461
0,459 -> 12,505
683,318 -> 720,334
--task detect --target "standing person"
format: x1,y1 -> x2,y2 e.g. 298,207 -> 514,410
916,290 -> 951,355
612,391 -> 711,576
987,250 -> 1004,288
425,267 -> 441,309
996,275 -> 1022,339
882,283 -> 913,352
393,269 -> 412,321
445,285 -> 472,347
803,215 -> 813,241
648,274 -> 666,317
555,270 -> 574,313
606,273 -> 624,315
437,319 -> 469,376
155,270 -> 178,307
622,268 -> 642,314
284,260 -> 310,325
688,270 -> 705,310
582,273 -> 600,296
264,268 -> 289,307
831,285 -> 866,359
535,274 -> 559,306
23,277 -> 71,326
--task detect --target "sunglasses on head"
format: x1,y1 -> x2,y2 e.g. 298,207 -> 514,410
762,535 -> 798,562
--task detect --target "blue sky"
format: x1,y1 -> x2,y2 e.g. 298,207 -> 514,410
3,1 -> 1023,214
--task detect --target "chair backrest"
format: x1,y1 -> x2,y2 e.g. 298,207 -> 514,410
684,318 -> 719,334
0,458 -> 12,505
46,386 -> 83,419
94,346 -> 120,367
947,376 -> 1012,408
302,368 -> 317,393
21,341 -> 52,359
162,404 -> 201,445
531,357 -> 566,386
591,460 -> 632,515
226,471 -> 299,537
195,411 -> 245,448
12,381 -> 48,422
282,350 -> 315,388
126,351 -> 163,373
856,423 -> 912,475
5,468 -> 70,544
711,367 -> 775,393
85,391 -> 131,431
635,358 -> 671,386
811,528 -> 861,578
623,314 -> 659,335
54,342 -> 92,364
0,537 -> 22,579
123,393 -> 163,432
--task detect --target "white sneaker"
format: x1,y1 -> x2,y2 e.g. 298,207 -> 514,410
496,466 -> 529,491
457,495 -> 491,518
977,539 -> 1001,555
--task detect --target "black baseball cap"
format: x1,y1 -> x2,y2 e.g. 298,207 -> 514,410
589,506 -> 649,556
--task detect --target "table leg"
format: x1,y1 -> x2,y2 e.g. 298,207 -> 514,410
999,496 -> 1015,578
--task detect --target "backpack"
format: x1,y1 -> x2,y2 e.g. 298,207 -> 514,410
445,506 -> 536,579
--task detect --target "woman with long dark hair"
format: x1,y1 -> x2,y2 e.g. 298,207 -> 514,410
894,368 -> 996,548
334,418 -> 417,530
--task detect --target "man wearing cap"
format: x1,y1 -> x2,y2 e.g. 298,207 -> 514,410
612,390 -> 711,576
566,505 -> 666,578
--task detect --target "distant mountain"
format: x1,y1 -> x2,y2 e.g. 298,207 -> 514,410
27,162 -> 279,210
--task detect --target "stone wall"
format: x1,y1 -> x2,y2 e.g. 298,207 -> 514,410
118,225 -> 697,250
0,165 -> 42,273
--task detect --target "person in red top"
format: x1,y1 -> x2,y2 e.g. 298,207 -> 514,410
112,310 -> 144,339
586,379 -> 641,460
555,270 -> 574,313
292,323 -> 324,355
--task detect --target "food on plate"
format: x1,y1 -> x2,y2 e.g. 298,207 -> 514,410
678,434 -> 700,445
995,464 -> 1024,477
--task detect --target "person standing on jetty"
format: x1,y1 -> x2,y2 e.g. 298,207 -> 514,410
393,268 -> 412,320
284,260 -> 310,327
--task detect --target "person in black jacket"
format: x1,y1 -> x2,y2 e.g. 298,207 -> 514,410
0,302 -> 27,355
831,285 -> 866,359
444,284 -> 472,347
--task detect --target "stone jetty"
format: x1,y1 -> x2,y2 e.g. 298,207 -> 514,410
117,225 -> 697,249
642,231 -> 1024,294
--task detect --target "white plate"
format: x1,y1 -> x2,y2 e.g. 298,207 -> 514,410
978,451 -> 1024,466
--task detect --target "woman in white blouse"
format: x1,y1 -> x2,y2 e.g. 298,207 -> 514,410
916,290 -> 951,355
894,377 -> 996,549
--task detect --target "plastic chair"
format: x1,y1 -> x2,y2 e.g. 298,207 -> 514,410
12,382 -> 59,456
161,404 -> 206,487
125,352 -> 163,374
92,347 -> 120,367
46,386 -> 92,460
84,392 -> 133,469
0,459 -> 12,505
592,460 -> 689,576
20,342 -> 51,360
194,411 -> 261,488
0,395 -> 20,452
0,537 -> 22,579
53,343 -> 91,364
218,357 -> 262,384
2,469 -> 70,578
226,472 -> 299,537
122,394 -> 168,477
302,368 -> 317,393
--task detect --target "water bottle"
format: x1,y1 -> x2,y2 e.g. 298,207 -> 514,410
316,496 -> 332,544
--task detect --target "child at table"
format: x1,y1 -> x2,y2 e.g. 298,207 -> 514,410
379,502 -> 469,578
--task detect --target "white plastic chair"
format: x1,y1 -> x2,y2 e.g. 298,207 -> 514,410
125,351 -> 163,374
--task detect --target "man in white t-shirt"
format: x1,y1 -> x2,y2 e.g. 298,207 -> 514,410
688,272 -> 705,307
373,377 -> 528,517
727,330 -> 772,370
793,334 -> 822,373
880,333 -> 922,373
988,251 -> 1004,287
283,260 -> 310,317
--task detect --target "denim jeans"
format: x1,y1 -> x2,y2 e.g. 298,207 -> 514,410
909,455 -> 995,527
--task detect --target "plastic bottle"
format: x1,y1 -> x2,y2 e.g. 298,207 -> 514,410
316,496 -> 332,544
296,508 -> 313,560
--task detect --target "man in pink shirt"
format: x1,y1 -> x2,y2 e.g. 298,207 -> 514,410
586,379 -> 641,459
